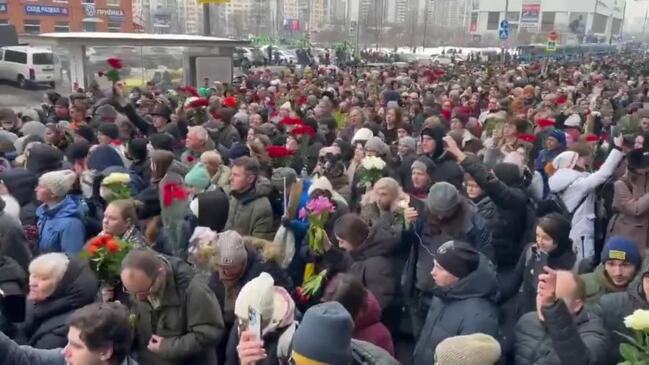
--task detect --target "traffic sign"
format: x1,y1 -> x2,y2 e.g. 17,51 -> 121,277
548,30 -> 559,41
499,19 -> 509,40
546,41 -> 557,52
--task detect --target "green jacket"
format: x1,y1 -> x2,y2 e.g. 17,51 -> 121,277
131,256 -> 225,365
225,177 -> 275,240
581,264 -> 628,308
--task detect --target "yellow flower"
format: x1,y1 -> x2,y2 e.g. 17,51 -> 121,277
102,173 -> 130,186
624,309 -> 649,331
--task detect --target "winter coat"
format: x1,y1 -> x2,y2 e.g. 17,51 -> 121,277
396,152 -> 417,191
18,258 -> 98,349
462,156 -> 528,269
351,339 -> 400,365
594,263 -> 649,365
224,177 -> 275,241
131,256 -> 225,365
513,301 -> 609,365
0,198 -> 32,270
412,257 -> 500,365
428,153 -> 464,191
354,291 -> 395,356
607,170 -> 649,254
210,165 -> 231,192
402,199 -> 494,295
36,195 -> 86,255
0,256 -> 27,336
581,264 -> 628,308
209,244 -> 293,326
0,168 -> 38,226
348,222 -> 401,310
501,243 -> 576,322
548,148 -> 624,260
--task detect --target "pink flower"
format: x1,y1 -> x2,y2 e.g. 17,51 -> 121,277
299,207 -> 308,220
306,196 -> 335,216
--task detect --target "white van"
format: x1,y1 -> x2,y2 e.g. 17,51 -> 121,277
0,46 -> 55,88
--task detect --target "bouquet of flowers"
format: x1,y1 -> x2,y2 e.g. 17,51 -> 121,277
188,226 -> 218,270
100,173 -> 132,202
102,58 -> 123,85
81,235 -> 132,285
184,97 -> 210,126
267,145 -> 295,168
617,309 -> 649,364
295,269 -> 328,304
299,196 -> 335,255
396,197 -> 411,230
358,156 -> 386,189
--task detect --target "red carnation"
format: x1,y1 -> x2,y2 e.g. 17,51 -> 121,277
185,86 -> 200,98
279,116 -> 304,127
267,145 -> 295,158
585,134 -> 599,142
291,125 -> 315,138
222,96 -> 238,108
162,182 -> 188,207
517,133 -> 537,143
106,58 -> 123,69
536,119 -> 556,128
556,95 -> 568,105
187,98 -> 210,109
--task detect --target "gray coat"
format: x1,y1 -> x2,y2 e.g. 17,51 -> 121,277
514,301 -> 608,365
412,257 -> 501,365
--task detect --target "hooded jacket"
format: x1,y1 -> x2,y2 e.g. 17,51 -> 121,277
581,264 -> 629,307
608,170 -> 649,254
224,177 -> 275,240
36,196 -> 85,255
462,157 -> 528,269
0,168 -> 38,226
354,291 -> 395,356
25,144 -> 63,178
131,256 -> 224,365
0,256 -> 27,336
412,257 -> 500,365
19,258 -> 98,349
548,148 -> 624,260
348,223 -> 401,310
0,198 -> 32,270
421,124 -> 464,190
514,300 -> 608,365
351,339 -> 400,365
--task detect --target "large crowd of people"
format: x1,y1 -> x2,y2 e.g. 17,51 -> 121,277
0,51 -> 648,365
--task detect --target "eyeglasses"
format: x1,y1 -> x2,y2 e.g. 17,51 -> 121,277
123,273 -> 158,297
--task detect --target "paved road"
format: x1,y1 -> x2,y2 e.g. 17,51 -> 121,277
0,81 -> 49,111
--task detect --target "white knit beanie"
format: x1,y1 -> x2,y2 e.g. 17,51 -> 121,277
308,176 -> 334,196
38,170 -> 77,197
234,272 -> 275,324
552,151 -> 580,170
435,333 -> 501,365
351,128 -> 373,144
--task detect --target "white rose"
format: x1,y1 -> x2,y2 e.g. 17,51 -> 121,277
624,309 -> 649,331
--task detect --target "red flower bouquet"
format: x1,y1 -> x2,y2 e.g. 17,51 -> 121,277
291,125 -> 316,138
104,58 -> 123,84
222,96 -> 238,108
267,145 -> 295,168
517,133 -> 537,143
81,235 -> 132,285
185,97 -> 210,125
536,119 -> 556,128
106,58 -> 123,69
162,182 -> 188,207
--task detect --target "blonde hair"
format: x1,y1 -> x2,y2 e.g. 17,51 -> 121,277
200,150 -> 223,166
361,177 -> 408,210
29,253 -> 70,283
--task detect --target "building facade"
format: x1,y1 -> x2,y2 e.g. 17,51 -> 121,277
0,0 -> 134,33
468,0 -> 626,39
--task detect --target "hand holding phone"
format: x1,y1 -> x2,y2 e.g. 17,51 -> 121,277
247,307 -> 262,342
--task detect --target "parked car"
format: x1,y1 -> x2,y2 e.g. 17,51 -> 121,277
0,46 -> 55,88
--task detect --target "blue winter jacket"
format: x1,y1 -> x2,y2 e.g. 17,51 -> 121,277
36,195 -> 86,255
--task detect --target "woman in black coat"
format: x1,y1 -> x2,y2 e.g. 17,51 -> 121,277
18,254 -> 98,349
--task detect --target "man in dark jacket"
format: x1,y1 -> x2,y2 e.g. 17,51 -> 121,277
514,268 -> 608,365
595,260 -> 649,364
224,157 -> 275,240
449,138 -> 528,271
403,181 -> 494,337
120,249 -> 225,365
413,241 -> 500,364
419,124 -> 463,190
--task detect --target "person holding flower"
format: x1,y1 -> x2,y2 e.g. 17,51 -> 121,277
182,126 -> 215,167
100,199 -> 147,248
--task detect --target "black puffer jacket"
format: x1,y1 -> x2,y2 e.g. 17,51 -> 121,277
462,157 -> 528,269
514,301 -> 609,365
0,256 -> 27,337
0,168 -> 38,227
18,257 -> 99,349
348,222 -> 401,310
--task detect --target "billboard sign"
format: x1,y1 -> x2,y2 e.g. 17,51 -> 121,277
520,0 -> 540,29
97,8 -> 125,21
153,14 -> 171,28
24,5 -> 69,16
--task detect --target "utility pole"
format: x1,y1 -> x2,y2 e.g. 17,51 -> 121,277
203,3 -> 211,35
422,0 -> 429,49
643,6 -> 649,41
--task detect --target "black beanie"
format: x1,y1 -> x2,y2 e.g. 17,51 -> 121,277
435,241 -> 480,279
149,132 -> 175,152
66,141 -> 90,162
493,162 -> 522,187
98,123 -> 119,140
127,138 -> 148,161
75,125 -> 97,144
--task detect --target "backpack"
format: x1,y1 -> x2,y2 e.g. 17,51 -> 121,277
537,180 -> 590,220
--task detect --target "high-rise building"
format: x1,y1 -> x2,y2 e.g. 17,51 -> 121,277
433,0 -> 468,29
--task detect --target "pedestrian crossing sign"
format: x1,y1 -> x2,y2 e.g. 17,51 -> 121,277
546,41 -> 557,52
